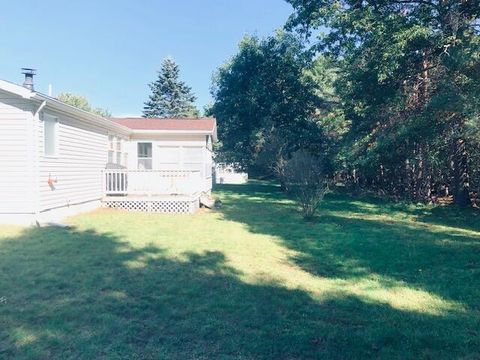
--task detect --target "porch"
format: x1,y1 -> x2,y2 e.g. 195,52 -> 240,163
101,169 -> 203,213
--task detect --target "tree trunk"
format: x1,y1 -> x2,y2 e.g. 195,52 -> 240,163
352,168 -> 361,194
414,149 -> 424,202
452,137 -> 471,207
405,159 -> 412,198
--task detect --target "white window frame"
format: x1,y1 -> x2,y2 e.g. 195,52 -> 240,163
107,134 -> 127,166
108,135 -> 114,150
137,142 -> 153,170
116,151 -> 122,165
43,114 -> 59,157
108,150 -> 114,164
107,134 -> 115,164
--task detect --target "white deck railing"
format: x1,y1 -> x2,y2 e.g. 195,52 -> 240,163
103,169 -> 202,196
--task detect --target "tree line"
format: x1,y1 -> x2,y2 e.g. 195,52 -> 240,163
211,0 -> 480,209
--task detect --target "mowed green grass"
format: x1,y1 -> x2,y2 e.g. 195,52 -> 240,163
0,181 -> 479,359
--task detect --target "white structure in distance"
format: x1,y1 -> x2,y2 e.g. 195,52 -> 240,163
215,163 -> 248,184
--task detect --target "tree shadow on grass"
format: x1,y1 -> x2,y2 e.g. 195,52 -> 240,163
216,183 -> 480,357
323,192 -> 480,234
0,225 -> 477,359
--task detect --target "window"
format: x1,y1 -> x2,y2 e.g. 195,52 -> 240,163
116,151 -> 122,165
44,115 -> 58,156
108,135 -> 114,150
137,143 -> 152,170
108,135 -> 127,166
107,135 -> 114,163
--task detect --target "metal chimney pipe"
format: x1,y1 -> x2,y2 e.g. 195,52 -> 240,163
21,68 -> 37,90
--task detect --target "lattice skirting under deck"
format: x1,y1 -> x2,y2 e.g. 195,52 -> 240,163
102,198 -> 199,214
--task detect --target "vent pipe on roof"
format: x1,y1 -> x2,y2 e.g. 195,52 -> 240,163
21,68 -> 37,90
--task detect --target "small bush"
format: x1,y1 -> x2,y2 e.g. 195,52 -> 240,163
279,150 -> 329,219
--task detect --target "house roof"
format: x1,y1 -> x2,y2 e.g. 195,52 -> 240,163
111,117 -> 215,131
111,117 -> 217,140
0,79 -> 218,140
0,79 -> 131,135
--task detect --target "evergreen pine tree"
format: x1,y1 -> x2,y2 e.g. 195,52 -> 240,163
143,58 -> 198,118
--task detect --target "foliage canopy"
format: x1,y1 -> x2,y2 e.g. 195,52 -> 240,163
57,92 -> 111,118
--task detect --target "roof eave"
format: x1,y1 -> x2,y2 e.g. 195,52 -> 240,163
0,80 -> 218,140
131,129 -> 215,136
32,93 -> 131,135
0,80 -> 131,135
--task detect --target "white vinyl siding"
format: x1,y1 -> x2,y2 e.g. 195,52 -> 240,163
205,139 -> 213,180
38,111 -> 113,212
0,95 -> 35,215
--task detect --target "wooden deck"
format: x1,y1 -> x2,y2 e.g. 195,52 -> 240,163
101,169 -> 204,214
103,169 -> 202,197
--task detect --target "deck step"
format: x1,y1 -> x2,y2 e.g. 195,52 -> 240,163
199,195 -> 215,209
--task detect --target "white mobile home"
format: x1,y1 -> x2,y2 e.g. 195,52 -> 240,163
0,78 -> 216,225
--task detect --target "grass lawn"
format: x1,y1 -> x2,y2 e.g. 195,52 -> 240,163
0,181 -> 479,359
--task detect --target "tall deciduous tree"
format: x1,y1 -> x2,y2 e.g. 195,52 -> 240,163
287,0 -> 480,206
211,32 -> 333,175
143,58 -> 198,118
